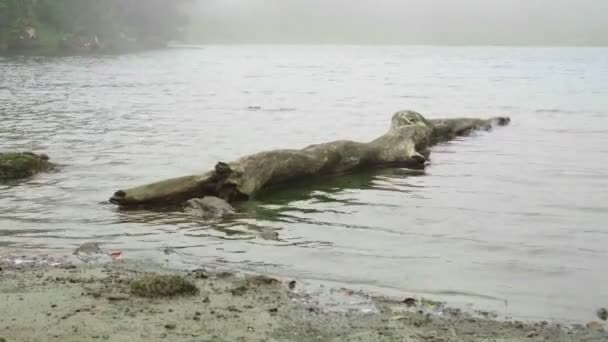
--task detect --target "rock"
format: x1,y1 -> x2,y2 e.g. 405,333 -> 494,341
0,152 -> 52,181
73,242 -> 112,263
259,228 -> 280,241
188,268 -> 209,279
597,308 -> 608,321
525,331 -> 539,338
586,321 -> 604,332
230,285 -> 248,296
184,196 -> 235,219
164,324 -> 176,330
288,280 -> 296,290
73,242 -> 103,256
24,27 -> 37,40
129,274 -> 198,298
403,297 -> 418,307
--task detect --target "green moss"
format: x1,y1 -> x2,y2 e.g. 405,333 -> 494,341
0,152 -> 51,180
129,274 -> 199,298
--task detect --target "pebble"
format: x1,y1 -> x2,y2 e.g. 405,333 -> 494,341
189,269 -> 209,279
525,331 -> 539,338
164,324 -> 176,330
227,306 -> 241,312
106,293 -> 129,301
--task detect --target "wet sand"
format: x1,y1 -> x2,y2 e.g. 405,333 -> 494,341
0,258 -> 606,342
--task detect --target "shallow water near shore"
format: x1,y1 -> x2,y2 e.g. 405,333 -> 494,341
1,45 -> 608,323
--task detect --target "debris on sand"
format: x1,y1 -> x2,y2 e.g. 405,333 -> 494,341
129,274 -> 198,298
231,275 -> 281,296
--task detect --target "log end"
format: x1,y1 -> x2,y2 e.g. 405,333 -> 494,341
109,190 -> 127,205
494,116 -> 511,126
411,152 -> 427,165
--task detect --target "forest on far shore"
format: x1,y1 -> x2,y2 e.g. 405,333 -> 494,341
0,0 -> 192,52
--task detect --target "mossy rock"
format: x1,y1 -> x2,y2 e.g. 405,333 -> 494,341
0,152 -> 52,181
129,274 -> 199,298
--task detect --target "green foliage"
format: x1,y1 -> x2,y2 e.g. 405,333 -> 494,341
0,0 -> 190,49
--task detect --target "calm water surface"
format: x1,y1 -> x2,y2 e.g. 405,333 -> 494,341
1,46 -> 608,322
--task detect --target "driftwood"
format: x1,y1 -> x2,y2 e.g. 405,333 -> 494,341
109,110 -> 510,206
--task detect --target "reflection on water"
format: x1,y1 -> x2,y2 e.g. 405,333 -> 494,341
1,46 -> 608,323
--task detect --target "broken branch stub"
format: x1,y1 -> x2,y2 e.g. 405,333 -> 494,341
109,110 -> 510,206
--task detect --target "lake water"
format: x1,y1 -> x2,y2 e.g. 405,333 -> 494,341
1,46 -> 608,323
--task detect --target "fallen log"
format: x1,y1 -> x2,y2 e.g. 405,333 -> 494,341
109,110 -> 510,206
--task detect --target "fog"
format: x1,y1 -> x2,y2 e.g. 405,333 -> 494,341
189,0 -> 608,45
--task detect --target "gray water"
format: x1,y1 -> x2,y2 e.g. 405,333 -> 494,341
1,46 -> 608,323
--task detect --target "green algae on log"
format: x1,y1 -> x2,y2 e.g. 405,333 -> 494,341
0,152 -> 52,181
110,110 -> 510,207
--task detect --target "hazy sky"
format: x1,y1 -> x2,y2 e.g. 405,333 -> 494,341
189,0 -> 608,45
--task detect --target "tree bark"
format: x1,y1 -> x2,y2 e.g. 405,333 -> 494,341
109,111 -> 510,206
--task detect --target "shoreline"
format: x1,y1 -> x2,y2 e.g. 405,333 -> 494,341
0,257 -> 605,341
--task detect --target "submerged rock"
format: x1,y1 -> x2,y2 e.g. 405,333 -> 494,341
184,196 -> 235,219
72,242 -> 113,264
129,274 -> 198,298
73,242 -> 103,256
0,152 -> 52,181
